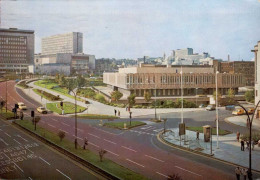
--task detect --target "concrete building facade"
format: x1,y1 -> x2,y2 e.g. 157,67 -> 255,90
0,28 -> 34,73
71,54 -> 95,74
41,32 -> 83,55
103,64 -> 245,98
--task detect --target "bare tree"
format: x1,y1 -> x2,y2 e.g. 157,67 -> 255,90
99,149 -> 107,162
58,131 -> 65,142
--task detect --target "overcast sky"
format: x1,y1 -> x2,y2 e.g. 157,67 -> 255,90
1,0 -> 260,60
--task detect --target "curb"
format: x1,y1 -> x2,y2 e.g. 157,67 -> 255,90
224,118 -> 260,132
13,121 -> 120,180
157,131 -> 260,174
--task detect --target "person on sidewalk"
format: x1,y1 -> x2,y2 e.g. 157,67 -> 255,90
241,168 -> 248,180
236,131 -> 240,142
241,140 -> 245,151
196,131 -> 199,140
246,141 -> 250,150
20,112 -> 24,120
125,106 -> 128,111
235,167 -> 241,180
114,109 -> 117,116
118,110 -> 120,117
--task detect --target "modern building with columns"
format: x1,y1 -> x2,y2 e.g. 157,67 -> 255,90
103,64 -> 245,98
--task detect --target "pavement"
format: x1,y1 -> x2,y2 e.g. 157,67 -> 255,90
3,80 -> 260,180
225,115 -> 260,131
0,118 -> 102,180
27,80 -> 205,118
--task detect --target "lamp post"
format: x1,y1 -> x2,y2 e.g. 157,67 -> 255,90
154,83 -> 157,119
235,101 -> 260,180
216,71 -> 219,148
196,88 -> 198,107
180,66 -> 183,123
5,79 -> 7,113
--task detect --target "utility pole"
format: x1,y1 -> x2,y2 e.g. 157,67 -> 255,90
216,71 -> 219,148
181,66 -> 183,123
5,79 -> 7,113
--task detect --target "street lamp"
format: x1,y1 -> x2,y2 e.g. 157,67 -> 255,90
235,101 -> 260,180
180,66 -> 183,123
216,71 -> 219,148
196,88 -> 198,107
154,83 -> 157,119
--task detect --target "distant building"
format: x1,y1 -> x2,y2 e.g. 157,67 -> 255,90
42,32 -> 83,55
71,54 -> 95,74
36,63 -> 71,76
95,58 -> 117,75
253,41 -> 260,106
219,61 -> 254,86
0,28 -> 34,74
103,64 -> 245,98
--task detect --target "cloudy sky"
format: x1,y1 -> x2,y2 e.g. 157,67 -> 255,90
1,0 -> 260,60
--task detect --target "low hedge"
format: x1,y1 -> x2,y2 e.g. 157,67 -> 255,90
33,89 -> 62,101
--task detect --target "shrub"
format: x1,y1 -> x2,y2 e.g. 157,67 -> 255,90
245,90 -> 254,103
95,94 -> 106,103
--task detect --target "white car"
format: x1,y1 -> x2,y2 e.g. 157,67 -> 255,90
206,105 -> 215,111
18,102 -> 27,110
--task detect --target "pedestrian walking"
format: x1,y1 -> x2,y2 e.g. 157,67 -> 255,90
241,140 -> 245,151
118,110 -> 120,117
83,137 -> 88,150
246,141 -> 250,150
235,167 -> 241,180
241,168 -> 248,180
129,111 -> 132,119
114,109 -> 117,116
20,112 -> 24,120
236,131 -> 240,142
196,131 -> 199,140
126,106 -> 128,111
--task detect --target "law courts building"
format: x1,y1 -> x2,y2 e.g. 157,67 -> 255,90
103,64 -> 245,98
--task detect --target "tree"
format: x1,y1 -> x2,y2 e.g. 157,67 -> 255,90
127,93 -> 136,107
213,90 -> 221,103
55,73 -> 60,83
95,94 -> 106,103
110,91 -> 123,102
58,131 -> 65,142
99,149 -> 107,162
167,173 -> 182,180
144,91 -> 152,102
60,75 -> 67,87
245,90 -> 255,103
33,116 -> 40,131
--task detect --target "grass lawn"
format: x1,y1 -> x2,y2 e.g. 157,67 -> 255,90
15,120 -> 148,180
46,102 -> 86,115
34,80 -> 83,101
104,121 -> 146,129
33,89 -> 63,101
76,114 -> 119,119
0,108 -> 14,119
186,126 -> 232,136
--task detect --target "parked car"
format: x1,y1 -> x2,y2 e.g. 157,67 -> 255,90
199,104 -> 205,108
206,105 -> 215,111
225,105 -> 235,111
37,107 -> 48,114
18,102 -> 27,110
247,107 -> 255,114
232,108 -> 245,115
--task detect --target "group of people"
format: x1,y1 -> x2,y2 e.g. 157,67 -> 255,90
235,167 -> 248,180
237,132 -> 255,151
114,109 -> 120,117
114,106 -> 132,118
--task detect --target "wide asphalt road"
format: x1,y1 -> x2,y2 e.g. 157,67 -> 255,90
1,80 -> 258,180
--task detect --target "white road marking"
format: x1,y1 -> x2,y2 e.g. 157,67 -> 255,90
88,133 -> 100,139
39,157 -> 50,165
62,122 -> 69,126
145,155 -> 164,162
0,138 -> 8,145
104,149 -> 119,156
140,126 -> 152,130
175,166 -> 202,177
156,172 -> 170,178
13,139 -> 21,145
50,118 -> 58,122
26,148 -> 34,154
121,146 -> 137,152
47,123 -> 55,128
14,162 -> 24,172
59,129 -> 68,134
56,169 -> 71,180
17,135 -> 28,142
28,177 -> 33,180
72,135 -> 83,140
0,128 -> 2,131
4,132 -> 11,137
126,158 -> 145,167
89,142 -> 99,148
103,139 -> 116,145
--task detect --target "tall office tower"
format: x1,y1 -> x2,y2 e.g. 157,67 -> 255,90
0,28 -> 34,73
41,32 -> 83,55
253,41 -> 260,106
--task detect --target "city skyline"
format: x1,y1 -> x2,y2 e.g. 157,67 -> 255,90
1,0 -> 260,60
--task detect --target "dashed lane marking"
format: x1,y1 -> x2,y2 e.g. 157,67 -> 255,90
72,135 -> 83,141
28,177 -> 33,180
88,133 -> 100,139
103,139 -> 117,145
4,132 -> 11,137
156,172 -> 170,178
126,158 -> 145,168
39,157 -> 51,165
89,142 -> 99,148
104,149 -> 119,156
175,166 -> 202,177
59,129 -> 68,134
13,139 -> 21,145
145,155 -> 165,162
0,138 -> 8,145
62,122 -> 69,126
17,134 -> 28,142
121,146 -> 137,152
47,123 -> 55,128
56,169 -> 71,180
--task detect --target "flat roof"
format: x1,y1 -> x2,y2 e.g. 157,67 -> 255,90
0,28 -> 34,34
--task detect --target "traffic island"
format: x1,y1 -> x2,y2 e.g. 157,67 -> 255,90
46,102 -> 86,115
75,114 -> 119,120
13,120 -> 148,180
104,121 -> 146,130
0,108 -> 15,120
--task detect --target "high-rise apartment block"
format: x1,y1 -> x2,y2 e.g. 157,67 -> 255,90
41,32 -> 83,55
253,41 -> 260,106
0,28 -> 34,73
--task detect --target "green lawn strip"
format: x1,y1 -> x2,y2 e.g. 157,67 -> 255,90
34,80 -> 83,101
46,102 -> 86,115
33,89 -> 63,101
76,114 -> 119,119
0,108 -> 14,119
104,121 -> 146,129
186,126 -> 232,136
15,120 -> 148,180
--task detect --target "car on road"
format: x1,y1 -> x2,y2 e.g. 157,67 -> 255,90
18,102 -> 27,110
37,107 -> 48,114
232,108 -> 245,115
199,104 -> 205,108
206,105 -> 215,111
247,107 -> 255,114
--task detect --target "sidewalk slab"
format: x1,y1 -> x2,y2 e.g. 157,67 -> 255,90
225,115 -> 260,131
